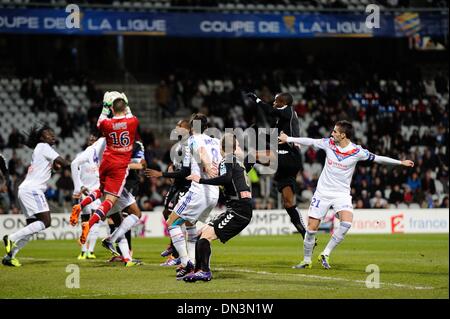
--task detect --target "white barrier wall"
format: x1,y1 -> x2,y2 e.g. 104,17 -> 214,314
0,208 -> 448,240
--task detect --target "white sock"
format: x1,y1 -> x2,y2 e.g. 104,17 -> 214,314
169,225 -> 189,266
109,214 -> 139,243
81,243 -> 87,253
323,221 -> 352,256
117,236 -> 131,261
87,223 -> 100,253
303,230 -> 317,263
9,221 -> 45,242
185,225 -> 198,265
10,234 -> 32,258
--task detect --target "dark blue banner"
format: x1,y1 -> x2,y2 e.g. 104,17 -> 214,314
0,8 -> 447,38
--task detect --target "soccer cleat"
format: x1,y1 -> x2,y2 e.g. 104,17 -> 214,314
70,204 -> 82,226
292,261 -> 312,269
318,253 -> 331,269
176,261 -> 194,280
183,271 -> 212,283
160,256 -> 181,267
2,256 -> 21,267
124,259 -> 143,267
78,222 -> 90,245
77,252 -> 86,260
102,238 -> 120,257
86,252 -> 96,259
160,245 -> 173,257
3,235 -> 14,257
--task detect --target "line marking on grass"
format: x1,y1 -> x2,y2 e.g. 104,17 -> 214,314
213,267 -> 435,290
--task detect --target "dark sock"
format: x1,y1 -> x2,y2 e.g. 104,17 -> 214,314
197,238 -> 211,272
125,230 -> 132,251
171,241 -> 179,258
285,206 -> 306,239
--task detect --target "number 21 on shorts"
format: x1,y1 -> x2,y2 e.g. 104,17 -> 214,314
310,197 -> 321,208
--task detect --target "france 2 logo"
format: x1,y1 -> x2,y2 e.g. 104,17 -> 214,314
391,214 -> 404,233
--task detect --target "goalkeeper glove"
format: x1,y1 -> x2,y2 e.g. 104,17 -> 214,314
102,91 -> 113,116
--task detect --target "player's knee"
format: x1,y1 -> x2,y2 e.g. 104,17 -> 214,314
42,216 -> 51,228
200,226 -> 216,241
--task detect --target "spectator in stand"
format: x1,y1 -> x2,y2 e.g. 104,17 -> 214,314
7,151 -> 23,177
7,129 -> 25,149
155,80 -> 175,116
421,169 -> 436,195
440,196 -> 449,208
370,190 -> 389,208
389,184 -> 404,206
407,172 -> 422,193
403,185 -> 414,204
19,77 -> 37,101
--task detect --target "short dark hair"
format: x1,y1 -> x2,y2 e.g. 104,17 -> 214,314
112,98 -> 126,113
277,92 -> 293,106
190,113 -> 208,133
336,120 -> 353,139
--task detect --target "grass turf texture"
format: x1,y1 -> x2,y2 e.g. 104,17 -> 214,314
0,234 -> 448,299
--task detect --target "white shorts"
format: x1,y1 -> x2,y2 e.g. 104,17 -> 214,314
173,190 -> 218,224
82,195 -> 101,215
18,188 -> 49,219
308,192 -> 353,221
107,188 -> 136,217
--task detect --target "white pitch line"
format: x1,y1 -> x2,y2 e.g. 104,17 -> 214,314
213,267 -> 435,290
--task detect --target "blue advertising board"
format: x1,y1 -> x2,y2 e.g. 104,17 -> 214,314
0,8 -> 447,38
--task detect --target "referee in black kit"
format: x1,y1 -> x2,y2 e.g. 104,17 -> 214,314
246,92 -> 307,240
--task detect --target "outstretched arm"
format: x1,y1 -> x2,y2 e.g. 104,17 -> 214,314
279,132 -> 327,150
373,155 -> 414,167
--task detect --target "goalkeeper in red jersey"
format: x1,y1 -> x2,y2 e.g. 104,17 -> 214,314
71,91 -> 139,245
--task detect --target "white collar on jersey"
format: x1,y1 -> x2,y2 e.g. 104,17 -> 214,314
277,105 -> 288,110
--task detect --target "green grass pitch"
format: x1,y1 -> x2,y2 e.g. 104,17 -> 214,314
0,234 -> 448,299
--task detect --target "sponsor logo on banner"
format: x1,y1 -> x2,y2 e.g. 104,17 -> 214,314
391,213 -> 405,233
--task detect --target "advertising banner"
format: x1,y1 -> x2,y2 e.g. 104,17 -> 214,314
0,8 -> 447,38
0,209 -> 447,240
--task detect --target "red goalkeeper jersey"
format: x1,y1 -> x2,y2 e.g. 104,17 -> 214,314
98,115 -> 139,165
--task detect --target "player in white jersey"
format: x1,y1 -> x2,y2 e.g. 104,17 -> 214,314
166,113 -> 222,279
279,120 -> 414,269
71,133 -> 105,260
2,125 -> 70,267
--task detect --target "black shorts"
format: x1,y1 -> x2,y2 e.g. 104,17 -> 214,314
209,200 -> 252,243
164,185 -> 189,211
274,151 -> 302,192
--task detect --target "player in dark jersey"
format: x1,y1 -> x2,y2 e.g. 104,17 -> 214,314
183,133 -> 253,282
109,140 -> 146,261
247,92 -> 307,241
145,119 -> 191,266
